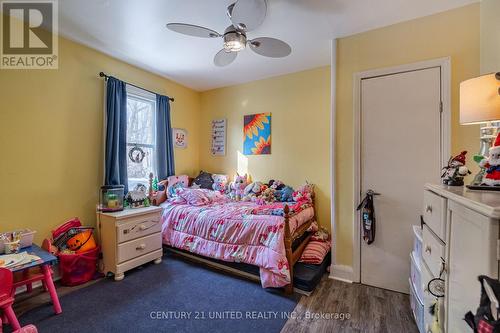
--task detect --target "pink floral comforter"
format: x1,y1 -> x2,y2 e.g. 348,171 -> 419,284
160,200 -> 314,288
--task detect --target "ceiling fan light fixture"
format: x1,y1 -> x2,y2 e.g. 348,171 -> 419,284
223,29 -> 246,52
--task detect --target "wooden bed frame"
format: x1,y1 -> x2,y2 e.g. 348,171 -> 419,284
153,176 -> 315,294
282,203 -> 315,294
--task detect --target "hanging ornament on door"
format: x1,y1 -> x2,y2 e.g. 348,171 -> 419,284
356,190 -> 380,244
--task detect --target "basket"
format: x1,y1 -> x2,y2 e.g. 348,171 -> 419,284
58,246 -> 100,286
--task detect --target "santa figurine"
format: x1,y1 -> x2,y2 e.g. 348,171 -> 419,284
480,133 -> 500,186
441,151 -> 471,186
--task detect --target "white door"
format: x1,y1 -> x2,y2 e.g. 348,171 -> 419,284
360,67 -> 443,293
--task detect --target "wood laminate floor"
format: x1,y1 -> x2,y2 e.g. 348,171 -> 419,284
282,276 -> 419,333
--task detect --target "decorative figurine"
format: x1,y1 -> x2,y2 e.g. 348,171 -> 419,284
441,151 -> 471,186
480,133 -> 500,186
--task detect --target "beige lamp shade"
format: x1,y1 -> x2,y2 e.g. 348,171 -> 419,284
460,73 -> 500,124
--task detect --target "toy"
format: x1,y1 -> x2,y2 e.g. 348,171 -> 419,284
274,186 -> 294,202
293,182 -> 314,203
268,179 -> 285,190
212,174 -> 228,193
256,187 -> 276,205
228,173 -> 248,200
441,151 -> 471,186
480,134 -> 500,186
242,182 -> 267,201
126,184 -> 150,208
66,229 -> 97,254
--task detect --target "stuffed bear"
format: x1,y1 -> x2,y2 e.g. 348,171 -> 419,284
212,174 -> 228,193
242,181 -> 266,201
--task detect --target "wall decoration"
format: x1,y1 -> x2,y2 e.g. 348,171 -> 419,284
128,145 -> 146,163
243,113 -> 271,155
211,119 -> 226,156
173,128 -> 188,149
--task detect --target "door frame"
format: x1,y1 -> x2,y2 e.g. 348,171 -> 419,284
352,57 -> 451,283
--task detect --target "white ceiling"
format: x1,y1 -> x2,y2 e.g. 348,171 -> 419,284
58,0 -> 478,91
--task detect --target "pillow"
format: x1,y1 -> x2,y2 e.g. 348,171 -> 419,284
167,175 -> 189,198
192,171 -> 214,189
178,188 -> 210,206
298,240 -> 330,265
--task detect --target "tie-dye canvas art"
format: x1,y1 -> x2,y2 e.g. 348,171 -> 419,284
243,113 -> 271,155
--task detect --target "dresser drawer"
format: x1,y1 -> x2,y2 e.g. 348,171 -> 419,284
116,213 -> 161,243
117,233 -> 162,263
422,224 -> 445,277
423,190 -> 446,241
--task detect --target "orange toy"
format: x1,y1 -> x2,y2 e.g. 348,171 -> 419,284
66,230 -> 97,254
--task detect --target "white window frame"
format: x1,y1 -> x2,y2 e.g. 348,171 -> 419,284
125,84 -> 157,190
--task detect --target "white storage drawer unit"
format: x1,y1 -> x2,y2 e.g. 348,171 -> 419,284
421,184 -> 500,333
98,206 -> 163,281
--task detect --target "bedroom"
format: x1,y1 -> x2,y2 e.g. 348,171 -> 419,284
0,0 -> 498,332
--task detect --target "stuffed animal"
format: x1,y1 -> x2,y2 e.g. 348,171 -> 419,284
293,182 -> 314,203
243,181 -> 266,201
212,174 -> 228,193
275,186 -> 294,202
228,173 -> 248,200
268,179 -> 285,191
256,187 -> 276,205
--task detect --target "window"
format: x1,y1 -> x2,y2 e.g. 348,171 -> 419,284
126,86 -> 156,191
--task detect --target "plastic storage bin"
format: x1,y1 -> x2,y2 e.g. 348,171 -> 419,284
412,225 -> 423,265
0,229 -> 37,254
409,278 -> 425,333
58,246 -> 100,286
410,252 -> 423,301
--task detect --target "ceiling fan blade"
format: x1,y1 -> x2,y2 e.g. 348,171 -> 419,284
249,37 -> 291,58
229,0 -> 267,32
214,49 -> 238,67
166,23 -> 221,38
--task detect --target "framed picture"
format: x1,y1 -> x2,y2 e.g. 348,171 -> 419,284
173,128 -> 188,149
243,113 -> 271,155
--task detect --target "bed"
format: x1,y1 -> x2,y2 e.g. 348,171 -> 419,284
159,189 -> 315,293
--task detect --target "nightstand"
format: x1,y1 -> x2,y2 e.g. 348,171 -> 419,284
97,206 -> 163,281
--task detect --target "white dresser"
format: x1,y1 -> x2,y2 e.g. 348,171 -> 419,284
97,206 -> 163,281
421,184 -> 500,333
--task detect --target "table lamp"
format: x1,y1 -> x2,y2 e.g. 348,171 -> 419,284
460,72 -> 500,185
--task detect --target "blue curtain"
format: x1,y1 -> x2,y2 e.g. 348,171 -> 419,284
156,95 -> 175,180
104,77 -> 128,192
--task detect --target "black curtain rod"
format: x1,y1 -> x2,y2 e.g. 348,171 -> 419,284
99,72 -> 174,102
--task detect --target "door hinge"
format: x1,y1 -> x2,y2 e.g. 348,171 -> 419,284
439,101 -> 443,113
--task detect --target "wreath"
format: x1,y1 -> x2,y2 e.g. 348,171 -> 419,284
128,146 -> 145,163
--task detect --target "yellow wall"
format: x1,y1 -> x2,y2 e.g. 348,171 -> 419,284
0,34 -> 201,243
335,4 -> 480,265
199,67 -> 331,230
480,0 -> 500,74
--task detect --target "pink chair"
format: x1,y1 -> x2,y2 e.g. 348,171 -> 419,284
0,267 -> 21,331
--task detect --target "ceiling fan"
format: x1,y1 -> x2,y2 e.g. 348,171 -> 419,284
166,0 -> 291,67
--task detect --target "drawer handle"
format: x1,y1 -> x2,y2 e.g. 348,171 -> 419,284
136,244 -> 146,251
139,224 -> 147,231
425,245 -> 432,254
425,205 -> 433,213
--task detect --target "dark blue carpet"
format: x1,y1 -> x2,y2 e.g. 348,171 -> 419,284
13,253 -> 300,333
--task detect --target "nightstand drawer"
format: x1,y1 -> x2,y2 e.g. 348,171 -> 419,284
117,233 -> 162,263
117,214 -> 161,243
423,190 -> 446,241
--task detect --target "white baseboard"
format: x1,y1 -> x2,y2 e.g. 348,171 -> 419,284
329,264 -> 354,283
